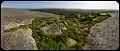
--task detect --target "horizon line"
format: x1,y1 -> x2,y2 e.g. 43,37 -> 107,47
1,7 -> 119,10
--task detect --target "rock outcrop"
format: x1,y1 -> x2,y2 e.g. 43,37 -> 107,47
41,24 -> 62,35
1,28 -> 38,50
83,12 -> 119,50
1,8 -> 59,50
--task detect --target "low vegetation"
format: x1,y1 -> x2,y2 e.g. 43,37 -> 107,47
28,12 -> 111,50
3,12 -> 111,50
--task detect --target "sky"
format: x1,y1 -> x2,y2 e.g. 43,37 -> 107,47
1,1 -> 119,10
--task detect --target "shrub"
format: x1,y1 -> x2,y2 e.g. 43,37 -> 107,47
27,12 -> 111,50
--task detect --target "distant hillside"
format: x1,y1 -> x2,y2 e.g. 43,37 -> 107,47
1,8 -> 59,17
28,8 -> 118,15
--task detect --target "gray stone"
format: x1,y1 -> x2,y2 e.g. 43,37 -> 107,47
83,12 -> 119,50
41,24 -> 62,35
99,13 -> 107,15
67,38 -> 77,47
1,28 -> 38,50
1,8 -> 61,50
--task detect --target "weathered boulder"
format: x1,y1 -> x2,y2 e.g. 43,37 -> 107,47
1,9 -> 38,50
67,38 -> 77,47
1,28 -> 38,50
83,12 -> 119,50
1,8 -> 60,50
41,24 -> 62,35
99,13 -> 107,15
1,8 -> 60,30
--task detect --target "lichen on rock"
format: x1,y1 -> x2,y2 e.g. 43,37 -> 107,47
40,24 -> 62,35
1,28 -> 38,50
67,38 -> 77,47
83,12 -> 119,50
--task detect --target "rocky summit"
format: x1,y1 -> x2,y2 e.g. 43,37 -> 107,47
1,8 -> 59,50
1,8 -> 119,50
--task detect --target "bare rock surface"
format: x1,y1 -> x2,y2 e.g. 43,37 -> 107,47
83,12 -> 119,50
41,24 -> 62,35
1,8 -> 59,30
67,38 -> 77,47
1,8 -> 59,50
1,28 -> 38,50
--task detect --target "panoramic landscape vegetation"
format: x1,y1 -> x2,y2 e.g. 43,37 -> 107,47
1,1 -> 119,50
